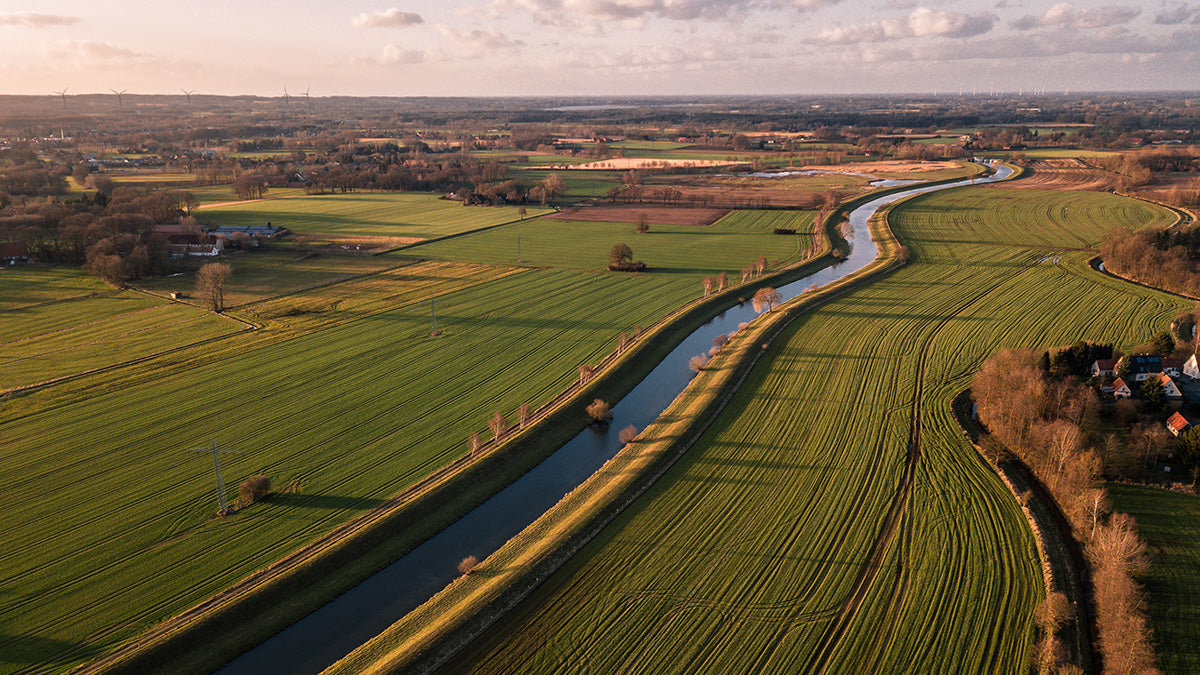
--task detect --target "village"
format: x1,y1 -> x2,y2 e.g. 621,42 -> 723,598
1093,351 -> 1200,439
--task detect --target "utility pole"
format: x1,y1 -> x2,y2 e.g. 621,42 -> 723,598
431,298 -> 437,335
187,438 -> 241,513
517,234 -> 522,262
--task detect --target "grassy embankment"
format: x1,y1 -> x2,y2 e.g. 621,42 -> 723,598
337,186 -> 1184,673
0,198 -> 821,675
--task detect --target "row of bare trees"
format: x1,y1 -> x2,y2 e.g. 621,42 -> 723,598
1100,226 -> 1200,298
972,349 -> 1159,674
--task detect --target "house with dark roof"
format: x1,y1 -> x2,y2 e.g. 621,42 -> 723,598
1120,354 -> 1164,382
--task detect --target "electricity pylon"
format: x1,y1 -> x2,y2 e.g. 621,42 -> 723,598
187,438 -> 241,513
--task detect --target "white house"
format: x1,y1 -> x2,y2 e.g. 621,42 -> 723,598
1152,372 -> 1184,401
1167,411 -> 1193,437
1113,378 -> 1132,399
1092,359 -> 1118,378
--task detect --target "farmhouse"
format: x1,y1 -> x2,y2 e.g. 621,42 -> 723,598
1112,378 -> 1132,398
1091,358 -> 1117,378
1151,371 -> 1185,403
1167,411 -> 1194,437
1164,357 -> 1184,378
214,224 -> 287,239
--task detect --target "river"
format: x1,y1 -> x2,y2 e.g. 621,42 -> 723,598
218,162 -> 1013,675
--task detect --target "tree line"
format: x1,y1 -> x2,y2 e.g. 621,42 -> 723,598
1100,225 -> 1200,298
973,348 -> 1160,674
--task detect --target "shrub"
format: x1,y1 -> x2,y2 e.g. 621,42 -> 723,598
619,425 -> 638,444
457,555 -> 478,575
586,398 -> 612,422
239,475 -> 271,505
688,353 -> 709,372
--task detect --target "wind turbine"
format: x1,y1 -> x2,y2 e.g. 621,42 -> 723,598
283,85 -> 291,108
180,88 -> 194,104
110,88 -> 127,108
303,85 -> 311,112
53,87 -> 68,109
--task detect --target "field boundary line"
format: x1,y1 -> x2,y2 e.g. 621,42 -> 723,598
1088,255 -> 1200,302
374,208 -> 559,256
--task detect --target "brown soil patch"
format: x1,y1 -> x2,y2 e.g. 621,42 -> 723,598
549,206 -> 729,226
798,160 -> 961,174
549,158 -> 740,170
992,159 -> 1117,191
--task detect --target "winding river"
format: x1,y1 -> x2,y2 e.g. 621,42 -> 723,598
219,162 -> 1014,675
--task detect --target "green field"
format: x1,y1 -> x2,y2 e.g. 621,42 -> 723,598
1109,484 -> 1200,674
201,192 -> 550,240
402,209 -> 814,276
0,266 -> 109,310
0,203 -> 819,672
0,287 -> 241,391
132,249 -> 399,309
442,187 -> 1184,672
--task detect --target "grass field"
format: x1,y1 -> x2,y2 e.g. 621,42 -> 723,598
1108,484 -> 1200,674
132,249 -> 399,309
0,208 -> 803,674
200,192 -> 550,241
0,266 -> 109,310
0,287 -> 242,391
401,209 -> 814,277
439,187 -> 1184,673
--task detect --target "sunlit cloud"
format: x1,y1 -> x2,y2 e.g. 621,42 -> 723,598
0,11 -> 80,27
812,7 -> 995,44
1011,2 -> 1140,30
351,8 -> 425,28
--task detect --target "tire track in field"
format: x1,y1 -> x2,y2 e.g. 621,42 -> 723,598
804,267 -> 1015,674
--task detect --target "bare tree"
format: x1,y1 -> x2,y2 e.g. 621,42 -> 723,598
635,212 -> 650,234
688,353 -> 709,372
755,255 -> 768,277
578,363 -> 595,384
489,411 -> 507,440
618,331 -> 630,353
468,432 -> 482,457
458,555 -> 478,575
517,402 -> 531,429
518,206 -> 527,220
717,271 -> 728,291
195,261 -> 233,311
702,276 -> 715,297
619,425 -> 638,444
752,287 -> 781,313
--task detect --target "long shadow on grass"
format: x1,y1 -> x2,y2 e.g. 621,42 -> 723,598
0,632 -> 100,665
268,493 -> 385,510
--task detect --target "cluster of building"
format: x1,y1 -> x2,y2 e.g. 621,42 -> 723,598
1092,353 -> 1200,436
153,223 -> 286,258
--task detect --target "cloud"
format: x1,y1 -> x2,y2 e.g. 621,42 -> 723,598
50,40 -> 141,61
812,7 -> 995,44
437,26 -> 525,58
478,0 -> 841,24
1011,2 -> 1140,30
1154,3 -> 1198,24
0,11 -> 80,27
352,8 -> 424,27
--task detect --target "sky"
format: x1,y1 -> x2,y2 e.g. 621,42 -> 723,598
0,0 -> 1197,97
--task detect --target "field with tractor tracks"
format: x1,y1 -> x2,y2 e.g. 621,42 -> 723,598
437,186 -> 1184,674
